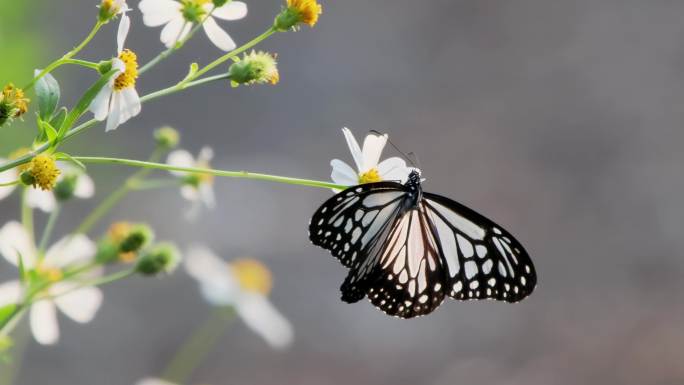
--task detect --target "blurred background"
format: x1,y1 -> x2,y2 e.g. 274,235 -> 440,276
2,0 -> 684,384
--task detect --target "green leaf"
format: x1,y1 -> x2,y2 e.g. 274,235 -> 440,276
38,119 -> 59,147
57,68 -> 119,141
50,106 -> 67,128
54,152 -> 86,171
34,70 -> 61,120
16,251 -> 26,283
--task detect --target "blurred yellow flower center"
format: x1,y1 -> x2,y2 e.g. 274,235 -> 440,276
231,259 -> 273,295
114,50 -> 138,91
108,221 -> 132,243
101,0 -> 119,13
1,84 -> 29,118
358,168 -> 381,184
195,159 -> 214,184
29,154 -> 60,191
36,262 -> 63,283
287,0 -> 322,27
119,251 -> 137,263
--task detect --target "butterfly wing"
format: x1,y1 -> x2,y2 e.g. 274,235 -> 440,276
422,192 -> 537,303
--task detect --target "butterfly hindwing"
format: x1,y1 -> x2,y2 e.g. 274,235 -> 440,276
422,192 -> 537,303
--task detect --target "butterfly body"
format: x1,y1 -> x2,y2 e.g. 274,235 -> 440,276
309,170 -> 536,318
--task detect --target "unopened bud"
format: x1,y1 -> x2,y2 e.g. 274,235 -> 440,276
136,243 -> 181,276
154,126 -> 180,149
120,224 -> 154,253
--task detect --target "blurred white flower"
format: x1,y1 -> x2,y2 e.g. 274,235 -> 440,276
26,163 -> 95,213
139,0 -> 247,51
0,221 -> 103,345
166,147 -> 216,218
184,246 -> 294,349
135,378 -> 178,385
330,127 -> 411,190
88,10 -> 141,132
0,157 -> 19,200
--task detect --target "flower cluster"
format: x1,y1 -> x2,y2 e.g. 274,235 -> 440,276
0,84 -> 29,127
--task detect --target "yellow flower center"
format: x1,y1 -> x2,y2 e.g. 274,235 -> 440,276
118,251 -> 137,264
108,221 -> 133,243
287,0 -> 322,27
195,160 -> 214,184
28,154 -> 60,191
36,262 -> 63,283
231,258 -> 273,295
2,84 -> 29,118
358,168 -> 381,184
114,50 -> 139,91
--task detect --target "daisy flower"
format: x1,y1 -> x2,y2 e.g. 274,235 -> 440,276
330,127 -> 412,189
0,157 -> 19,200
139,0 -> 247,51
0,222 -> 103,345
27,163 -> 95,213
166,147 -> 216,216
88,10 -> 141,132
184,246 -> 294,349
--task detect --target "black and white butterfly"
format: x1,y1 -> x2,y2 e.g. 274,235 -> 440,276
309,170 -> 536,318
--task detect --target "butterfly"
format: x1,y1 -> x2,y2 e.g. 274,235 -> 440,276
309,169 -> 537,318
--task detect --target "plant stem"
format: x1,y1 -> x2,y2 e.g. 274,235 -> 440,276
72,156 -> 347,190
162,307 -> 235,384
20,188 -> 34,244
140,73 -> 230,102
62,59 -> 100,70
38,269 -> 136,302
0,180 -> 19,187
0,323 -> 29,385
25,21 -> 103,90
38,204 -> 61,255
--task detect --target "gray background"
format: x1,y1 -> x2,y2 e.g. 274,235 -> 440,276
1,0 -> 684,384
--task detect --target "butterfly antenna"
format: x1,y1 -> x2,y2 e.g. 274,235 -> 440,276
369,130 -> 417,168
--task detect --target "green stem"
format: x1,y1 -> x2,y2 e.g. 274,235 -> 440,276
25,21 -> 103,90
140,13 -> 209,74
72,156 -> 347,190
0,323 -> 29,385
162,307 -> 235,384
74,148 -> 165,235
38,269 -> 136,301
62,59 -> 100,70
38,204 -> 61,255
140,73 -> 230,102
20,188 -> 34,244
130,179 -> 181,191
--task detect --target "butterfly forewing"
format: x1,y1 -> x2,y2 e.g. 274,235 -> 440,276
423,193 -> 536,302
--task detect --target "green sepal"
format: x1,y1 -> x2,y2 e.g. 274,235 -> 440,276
35,71 -> 61,120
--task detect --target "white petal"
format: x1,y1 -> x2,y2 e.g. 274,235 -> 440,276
0,221 -> 36,268
53,284 -> 103,323
180,185 -> 199,202
377,157 -> 410,183
184,246 -> 239,305
0,280 -> 22,307
235,293 -> 294,349
341,127 -> 363,172
74,173 -> 95,199
166,150 -> 195,176
202,17 -> 236,51
120,87 -> 142,124
140,0 -> 181,26
330,159 -> 358,187
136,378 -> 179,385
212,1 -> 248,20
199,183 -> 216,208
360,132 -> 388,172
89,85 -> 114,121
198,146 -> 214,163
160,16 -> 188,48
44,234 -> 96,268
26,188 -> 56,213
105,92 -> 123,132
117,13 -> 131,54
111,58 -> 126,73
0,158 -> 18,200
30,300 -> 59,345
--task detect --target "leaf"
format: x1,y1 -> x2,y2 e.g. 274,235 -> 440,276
38,118 -> 59,147
182,62 -> 199,82
16,251 -> 26,283
56,68 -> 119,142
49,107 -> 67,128
54,152 -> 86,171
34,70 -> 60,120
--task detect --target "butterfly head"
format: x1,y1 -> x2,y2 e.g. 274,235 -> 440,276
407,168 -> 422,184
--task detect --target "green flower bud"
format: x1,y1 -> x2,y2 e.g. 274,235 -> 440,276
181,1 -> 206,23
0,101 -> 11,127
95,238 -> 120,264
120,224 -> 154,253
154,126 -> 180,149
228,51 -> 280,87
136,243 -> 181,276
97,60 -> 113,75
98,0 -> 123,23
54,174 -> 78,201
19,170 -> 36,187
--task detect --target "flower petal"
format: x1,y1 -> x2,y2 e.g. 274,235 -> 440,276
341,127 -> 363,172
184,246 -> 239,305
117,13 -> 131,54
53,284 -> 103,323
44,234 -> 96,268
198,146 -> 214,163
136,378 -> 179,385
235,293 -> 294,349
166,150 -> 194,176
199,183 -> 216,208
0,221 -> 36,268
74,173 -> 95,199
180,185 -> 199,201
140,0 -> 181,26
377,157 -> 410,183
30,300 -> 59,345
212,1 -> 248,20
26,188 -> 56,213
361,132 -> 388,172
105,92 -> 123,132
0,158 -> 18,200
0,280 -> 22,307
120,87 -> 142,124
330,159 -> 358,187
89,85 -> 113,121
202,16 -> 236,52
160,16 -> 189,48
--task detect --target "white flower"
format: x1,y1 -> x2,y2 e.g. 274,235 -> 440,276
88,11 -> 142,132
166,147 -> 216,217
26,163 -> 95,213
184,246 -> 294,349
139,0 -> 247,51
0,222 -> 102,345
330,127 -> 412,190
0,157 -> 19,200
